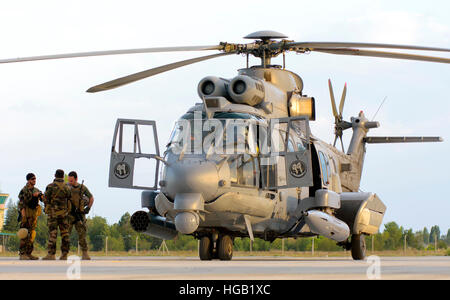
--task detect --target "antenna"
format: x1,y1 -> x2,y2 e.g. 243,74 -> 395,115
372,96 -> 387,121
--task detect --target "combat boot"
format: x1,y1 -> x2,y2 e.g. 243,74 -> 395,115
19,254 -> 30,260
59,252 -> 68,260
81,251 -> 91,260
27,254 -> 39,260
42,253 -> 56,260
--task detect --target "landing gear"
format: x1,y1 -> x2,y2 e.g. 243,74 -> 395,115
351,234 -> 366,260
217,235 -> 233,261
198,234 -> 234,261
199,236 -> 213,261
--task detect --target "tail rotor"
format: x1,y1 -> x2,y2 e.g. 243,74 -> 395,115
328,79 -> 352,152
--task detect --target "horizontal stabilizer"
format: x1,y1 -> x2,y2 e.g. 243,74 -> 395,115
364,136 -> 443,144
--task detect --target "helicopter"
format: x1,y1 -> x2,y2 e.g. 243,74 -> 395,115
2,30 -> 448,261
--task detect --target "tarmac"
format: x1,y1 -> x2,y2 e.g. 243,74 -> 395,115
0,255 -> 449,280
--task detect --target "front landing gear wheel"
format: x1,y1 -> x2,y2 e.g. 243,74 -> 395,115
199,236 -> 213,261
217,235 -> 233,261
351,234 -> 366,260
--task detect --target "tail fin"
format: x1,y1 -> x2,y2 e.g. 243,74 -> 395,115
347,111 -> 379,157
345,112 -> 442,190
344,111 -> 379,190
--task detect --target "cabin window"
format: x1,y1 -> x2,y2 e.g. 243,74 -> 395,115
260,155 -> 287,189
287,136 -> 295,152
318,151 -> 330,186
330,157 -> 337,174
271,123 -> 287,153
230,154 -> 260,187
260,159 -> 276,189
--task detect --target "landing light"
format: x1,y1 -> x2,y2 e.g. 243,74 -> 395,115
289,95 -> 316,121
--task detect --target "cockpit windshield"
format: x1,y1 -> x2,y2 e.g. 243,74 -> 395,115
166,111 -> 309,157
167,112 -> 262,156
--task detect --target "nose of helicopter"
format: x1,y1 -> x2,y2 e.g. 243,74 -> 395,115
163,159 -> 219,202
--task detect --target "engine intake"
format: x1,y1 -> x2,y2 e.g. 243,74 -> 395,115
228,75 -> 265,106
197,76 -> 230,99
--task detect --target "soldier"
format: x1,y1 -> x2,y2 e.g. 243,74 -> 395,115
42,169 -> 72,260
18,173 -> 44,260
67,171 -> 94,260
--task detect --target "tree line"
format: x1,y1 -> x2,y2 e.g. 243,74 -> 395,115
1,199 -> 449,252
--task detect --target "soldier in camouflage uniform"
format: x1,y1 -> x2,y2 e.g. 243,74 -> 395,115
18,173 -> 44,260
67,171 -> 94,260
42,169 -> 72,260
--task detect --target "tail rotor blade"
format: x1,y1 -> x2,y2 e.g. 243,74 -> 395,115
339,82 -> 347,118
333,135 -> 338,147
339,136 -> 345,153
328,79 -> 338,118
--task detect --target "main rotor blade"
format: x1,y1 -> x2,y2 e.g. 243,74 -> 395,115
328,79 -> 338,118
312,48 -> 450,64
283,41 -> 450,53
339,83 -> 347,118
0,45 -> 223,64
86,52 -> 233,93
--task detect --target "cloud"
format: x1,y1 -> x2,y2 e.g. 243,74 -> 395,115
346,9 -> 449,45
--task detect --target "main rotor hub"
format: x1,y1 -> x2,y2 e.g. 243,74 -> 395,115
243,30 -> 288,41
243,31 -> 290,67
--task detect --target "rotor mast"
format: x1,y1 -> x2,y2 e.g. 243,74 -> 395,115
243,31 -> 289,68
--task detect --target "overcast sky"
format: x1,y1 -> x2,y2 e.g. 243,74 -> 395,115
0,0 -> 449,232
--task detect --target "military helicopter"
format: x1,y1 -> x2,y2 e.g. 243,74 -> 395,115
2,31 -> 449,261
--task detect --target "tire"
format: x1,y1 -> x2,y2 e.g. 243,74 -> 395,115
199,236 -> 213,261
351,234 -> 366,260
217,235 -> 233,261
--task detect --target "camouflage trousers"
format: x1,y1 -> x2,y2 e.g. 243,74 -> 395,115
68,214 -> 88,252
47,216 -> 70,255
19,216 -> 37,255
19,207 -> 41,256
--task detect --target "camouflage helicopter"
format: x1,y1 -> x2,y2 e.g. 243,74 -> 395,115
2,30 -> 448,260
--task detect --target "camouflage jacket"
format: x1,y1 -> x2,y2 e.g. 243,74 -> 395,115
68,183 -> 92,212
18,184 -> 42,210
44,178 -> 71,217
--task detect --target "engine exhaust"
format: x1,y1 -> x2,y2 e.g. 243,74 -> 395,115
130,210 -> 178,240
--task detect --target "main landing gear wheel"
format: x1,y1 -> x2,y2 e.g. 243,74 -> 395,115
199,236 -> 213,261
217,235 -> 233,261
351,234 -> 366,260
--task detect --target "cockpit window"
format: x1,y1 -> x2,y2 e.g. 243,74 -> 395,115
289,120 -> 308,152
167,114 -> 261,156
